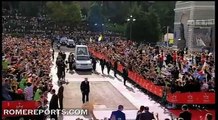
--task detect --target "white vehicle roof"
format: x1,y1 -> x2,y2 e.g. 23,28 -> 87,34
67,39 -> 74,41
75,45 -> 87,47
61,37 -> 67,40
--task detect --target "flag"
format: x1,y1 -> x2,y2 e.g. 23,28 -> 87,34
90,37 -> 92,42
98,35 -> 103,42
199,38 -> 206,46
169,39 -> 174,44
196,38 -> 206,46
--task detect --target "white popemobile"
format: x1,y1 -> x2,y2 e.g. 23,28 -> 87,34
74,45 -> 92,70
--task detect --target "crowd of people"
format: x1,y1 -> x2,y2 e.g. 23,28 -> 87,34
2,8 -> 215,120
2,34 -> 53,117
2,8 -> 122,45
88,39 -> 215,93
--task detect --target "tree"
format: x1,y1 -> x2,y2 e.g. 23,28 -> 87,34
87,2 -> 104,32
46,2 -> 82,27
152,1 -> 176,33
102,1 -> 131,24
19,1 -> 43,17
126,4 -> 161,43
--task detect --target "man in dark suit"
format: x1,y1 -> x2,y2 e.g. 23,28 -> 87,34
67,52 -> 74,72
109,105 -> 126,120
80,78 -> 90,103
58,82 -> 64,110
114,60 -> 118,78
179,105 -> 192,120
36,101 -> 45,120
49,89 -> 59,120
91,56 -> 97,72
136,106 -> 155,120
122,67 -> 128,86
106,60 -> 112,75
100,59 -> 105,74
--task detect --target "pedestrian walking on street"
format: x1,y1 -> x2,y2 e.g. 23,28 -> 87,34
80,78 -> 90,104
106,60 -> 112,75
122,66 -> 128,86
100,59 -> 106,74
49,89 -> 59,120
91,57 -> 97,72
58,82 -> 64,110
67,52 -> 74,72
114,60 -> 118,78
110,105 -> 126,120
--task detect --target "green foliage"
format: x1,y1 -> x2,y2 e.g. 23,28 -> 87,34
87,2 -> 104,29
106,23 -> 126,34
46,2 -> 82,26
151,1 -> 176,33
18,1 -> 42,17
102,1 -> 130,24
126,5 -> 161,43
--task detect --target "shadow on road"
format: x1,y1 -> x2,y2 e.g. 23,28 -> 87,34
107,75 -> 115,79
116,77 -> 123,82
75,70 -> 92,75
125,85 -> 135,93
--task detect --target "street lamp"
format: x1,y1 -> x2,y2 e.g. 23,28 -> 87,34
127,15 -> 136,41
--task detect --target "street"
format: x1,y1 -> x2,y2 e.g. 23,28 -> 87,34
47,47 -> 172,120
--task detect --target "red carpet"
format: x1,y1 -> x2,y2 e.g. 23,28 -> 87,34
169,109 -> 215,120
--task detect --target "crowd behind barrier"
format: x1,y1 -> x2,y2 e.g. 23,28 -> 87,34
2,9 -> 123,44
2,9 -> 215,120
2,35 -> 53,118
88,40 -> 215,105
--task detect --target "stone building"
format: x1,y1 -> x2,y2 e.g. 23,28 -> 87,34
174,1 -> 215,52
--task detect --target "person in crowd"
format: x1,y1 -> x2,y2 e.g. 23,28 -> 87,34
34,85 -> 43,101
110,105 -> 126,120
24,81 -> 33,101
16,88 -> 25,100
58,82 -> 64,110
52,49 -> 55,61
2,79 -> 12,100
49,89 -> 59,120
80,78 -> 90,104
179,105 -> 192,120
136,106 -> 145,117
136,106 -> 155,120
36,101 -> 45,120
205,113 -> 213,120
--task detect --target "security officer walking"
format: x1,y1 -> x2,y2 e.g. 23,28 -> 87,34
57,82 -> 64,110
91,57 -> 97,72
122,66 -> 128,86
100,59 -> 106,74
80,78 -> 90,104
106,60 -> 112,75
114,60 -> 118,78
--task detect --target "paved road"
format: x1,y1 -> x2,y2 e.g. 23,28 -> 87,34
53,43 -> 75,53
47,48 -> 171,120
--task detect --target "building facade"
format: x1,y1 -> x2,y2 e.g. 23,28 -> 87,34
174,1 -> 215,52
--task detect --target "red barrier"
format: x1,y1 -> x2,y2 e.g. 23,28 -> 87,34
167,92 -> 215,104
89,49 -> 215,105
169,109 -> 215,120
2,100 -> 39,117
